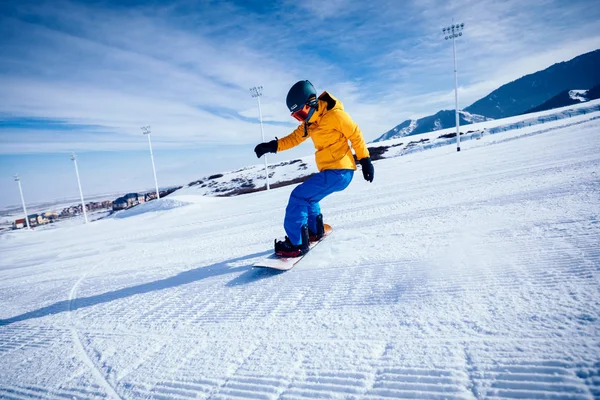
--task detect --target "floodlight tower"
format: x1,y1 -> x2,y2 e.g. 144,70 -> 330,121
141,125 -> 160,199
14,174 -> 31,230
443,22 -> 465,152
249,86 -> 270,190
70,152 -> 88,223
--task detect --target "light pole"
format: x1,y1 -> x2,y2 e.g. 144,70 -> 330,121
70,152 -> 88,224
249,86 -> 270,190
141,125 -> 160,199
14,174 -> 31,230
443,22 -> 465,152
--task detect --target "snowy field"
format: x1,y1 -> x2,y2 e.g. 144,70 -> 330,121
1,115 -> 599,399
0,193 -> 122,227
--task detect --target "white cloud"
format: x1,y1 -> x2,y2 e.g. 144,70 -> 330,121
292,0 -> 354,19
1,0 -> 599,153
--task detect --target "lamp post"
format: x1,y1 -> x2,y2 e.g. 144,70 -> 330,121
249,86 -> 270,190
141,125 -> 160,199
14,174 -> 31,230
70,152 -> 88,224
443,22 -> 465,152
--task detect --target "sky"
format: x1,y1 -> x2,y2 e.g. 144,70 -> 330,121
1,0 -> 599,209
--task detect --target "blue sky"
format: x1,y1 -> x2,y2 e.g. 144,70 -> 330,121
1,0 -> 599,209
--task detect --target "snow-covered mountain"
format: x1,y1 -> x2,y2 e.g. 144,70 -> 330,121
373,110 -> 490,142
375,118 -> 418,141
374,49 -> 600,144
465,49 -> 600,118
587,82 -> 600,100
525,83 -> 600,114
525,89 -> 588,114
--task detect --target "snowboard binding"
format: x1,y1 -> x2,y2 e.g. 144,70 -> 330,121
274,225 -> 309,257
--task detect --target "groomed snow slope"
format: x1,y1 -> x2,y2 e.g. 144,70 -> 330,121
1,116 -> 599,399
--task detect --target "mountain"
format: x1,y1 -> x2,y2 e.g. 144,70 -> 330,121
586,83 -> 600,101
374,49 -> 600,143
373,110 -> 490,142
465,49 -> 600,118
523,82 -> 600,114
525,89 -> 589,114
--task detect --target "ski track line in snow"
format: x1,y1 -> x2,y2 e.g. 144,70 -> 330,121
4,222 -> 598,399
0,326 -> 67,360
68,261 -> 121,400
75,263 -> 596,398
0,384 -> 107,400
68,222 -> 598,327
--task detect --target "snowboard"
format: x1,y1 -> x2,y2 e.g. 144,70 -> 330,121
253,224 -> 333,271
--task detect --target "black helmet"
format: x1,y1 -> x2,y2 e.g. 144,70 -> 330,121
286,80 -> 317,112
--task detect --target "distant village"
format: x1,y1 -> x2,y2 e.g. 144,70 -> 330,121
10,187 -> 181,230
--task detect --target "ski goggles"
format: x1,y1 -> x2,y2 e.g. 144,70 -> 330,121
291,104 -> 316,122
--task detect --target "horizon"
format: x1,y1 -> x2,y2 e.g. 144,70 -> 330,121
1,0 -> 600,208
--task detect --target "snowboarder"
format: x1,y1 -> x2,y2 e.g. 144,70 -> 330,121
254,80 -> 374,257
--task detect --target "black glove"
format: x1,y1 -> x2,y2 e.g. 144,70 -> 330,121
254,139 -> 278,158
359,157 -> 374,182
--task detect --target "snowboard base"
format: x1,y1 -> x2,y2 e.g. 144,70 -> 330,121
253,224 -> 332,271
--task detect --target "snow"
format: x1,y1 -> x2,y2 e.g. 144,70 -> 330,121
1,112 -> 600,399
461,110 -> 489,124
112,198 -> 193,219
379,99 -> 600,158
569,90 -> 588,102
184,158 -> 319,198
397,119 -> 418,136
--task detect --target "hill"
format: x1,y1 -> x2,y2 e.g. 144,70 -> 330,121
523,82 -> 600,114
465,49 -> 600,118
585,82 -> 600,101
373,110 -> 489,143
374,49 -> 600,143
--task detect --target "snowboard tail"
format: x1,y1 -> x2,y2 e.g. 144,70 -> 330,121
253,224 -> 332,271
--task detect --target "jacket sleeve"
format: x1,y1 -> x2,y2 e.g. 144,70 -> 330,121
277,124 -> 309,152
335,110 -> 370,160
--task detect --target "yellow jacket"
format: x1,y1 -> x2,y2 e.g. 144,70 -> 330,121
277,92 -> 370,172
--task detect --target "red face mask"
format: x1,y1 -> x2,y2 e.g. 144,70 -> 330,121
291,104 -> 314,122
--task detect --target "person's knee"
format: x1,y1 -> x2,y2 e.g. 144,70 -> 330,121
289,192 -> 311,209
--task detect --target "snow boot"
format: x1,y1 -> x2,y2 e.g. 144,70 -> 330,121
309,214 -> 325,242
275,225 -> 309,257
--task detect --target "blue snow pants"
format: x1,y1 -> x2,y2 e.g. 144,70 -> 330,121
284,169 -> 354,245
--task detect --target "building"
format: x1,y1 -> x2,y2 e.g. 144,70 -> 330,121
124,193 -> 139,207
27,214 -> 45,226
42,212 -> 59,222
112,193 -> 140,211
12,218 -> 26,229
112,197 -> 128,211
146,192 -> 157,201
